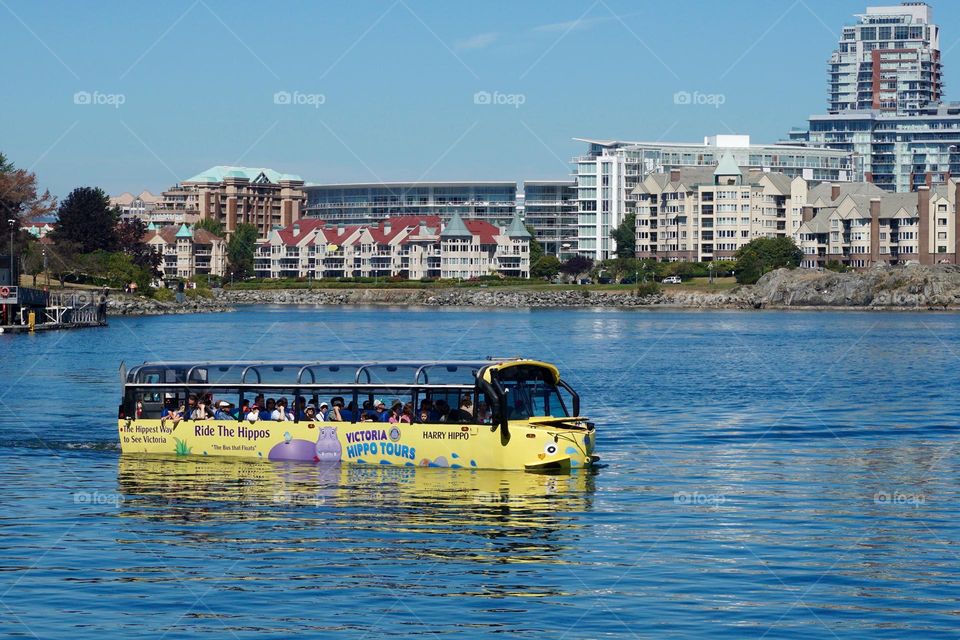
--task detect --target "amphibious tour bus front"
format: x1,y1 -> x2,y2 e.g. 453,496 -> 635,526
476,360 -> 597,471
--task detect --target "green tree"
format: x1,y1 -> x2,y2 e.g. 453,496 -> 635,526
117,217 -> 162,278
734,237 -> 803,284
824,260 -> 850,273
522,224 -> 546,280
611,213 -> 636,258
49,187 -> 118,253
78,250 -> 153,291
194,217 -> 225,237
712,260 -> 737,276
45,239 -> 81,287
227,222 -> 259,279
531,254 -> 561,279
559,255 -> 593,276
664,261 -> 696,280
594,257 -> 643,282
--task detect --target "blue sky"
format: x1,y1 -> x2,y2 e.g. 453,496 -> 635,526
3,0 -> 960,198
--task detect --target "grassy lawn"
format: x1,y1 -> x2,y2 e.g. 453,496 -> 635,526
663,276 -> 739,293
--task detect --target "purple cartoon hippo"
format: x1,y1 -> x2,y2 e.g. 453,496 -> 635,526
268,426 -> 341,464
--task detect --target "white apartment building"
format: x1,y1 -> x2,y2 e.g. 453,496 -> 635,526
828,3 -> 941,115
254,213 -> 530,280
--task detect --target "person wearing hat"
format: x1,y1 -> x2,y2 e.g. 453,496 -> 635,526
213,399 -> 234,421
318,401 -> 329,421
160,393 -> 184,426
303,403 -> 323,423
375,399 -> 388,422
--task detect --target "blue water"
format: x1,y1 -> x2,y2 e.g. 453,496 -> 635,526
1,306 -> 959,638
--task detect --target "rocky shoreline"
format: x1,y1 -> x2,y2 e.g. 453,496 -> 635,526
106,295 -> 232,316
104,264 -> 960,316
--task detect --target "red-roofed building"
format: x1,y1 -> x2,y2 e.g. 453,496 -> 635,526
254,213 -> 530,279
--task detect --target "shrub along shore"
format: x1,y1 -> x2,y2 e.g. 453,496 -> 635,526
104,264 -> 960,315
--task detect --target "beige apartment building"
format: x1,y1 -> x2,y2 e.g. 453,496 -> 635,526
633,152 -> 960,269
144,223 -> 227,279
633,153 -> 801,261
797,180 -> 960,268
254,213 -> 531,280
117,167 -> 306,238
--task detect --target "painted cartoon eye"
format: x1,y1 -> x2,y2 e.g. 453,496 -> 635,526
544,443 -> 558,456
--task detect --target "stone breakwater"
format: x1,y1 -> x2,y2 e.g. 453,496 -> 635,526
215,287 -> 747,308
106,294 -> 232,316
100,264 -> 960,316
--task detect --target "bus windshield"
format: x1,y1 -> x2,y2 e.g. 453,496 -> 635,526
493,364 -> 569,419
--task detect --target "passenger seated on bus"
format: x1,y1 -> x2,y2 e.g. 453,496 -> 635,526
263,398 -> 277,420
374,399 -> 388,421
195,396 -> 213,421
160,393 -> 183,426
254,393 -> 265,410
183,394 -> 206,420
318,401 -> 329,420
213,400 -> 234,420
476,402 -> 492,425
400,402 -> 414,424
434,399 -> 451,423
447,396 -> 474,423
387,402 -> 404,424
246,404 -> 261,423
327,398 -> 345,422
419,399 -> 439,423
294,396 -> 307,420
235,399 -> 251,420
417,408 -> 430,424
273,397 -> 293,422
360,410 -> 379,423
303,404 -> 321,422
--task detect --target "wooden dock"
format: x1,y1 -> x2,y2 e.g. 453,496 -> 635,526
1,288 -> 108,335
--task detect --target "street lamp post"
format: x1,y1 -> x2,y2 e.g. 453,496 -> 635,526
7,219 -> 15,286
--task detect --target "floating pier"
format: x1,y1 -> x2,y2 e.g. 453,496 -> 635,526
0,287 -> 107,334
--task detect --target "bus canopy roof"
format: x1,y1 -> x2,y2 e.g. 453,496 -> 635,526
124,359 -> 555,388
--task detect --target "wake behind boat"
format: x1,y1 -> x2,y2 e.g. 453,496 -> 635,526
117,358 -> 598,472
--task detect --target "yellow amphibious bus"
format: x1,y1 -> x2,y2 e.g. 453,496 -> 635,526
118,358 -> 598,472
